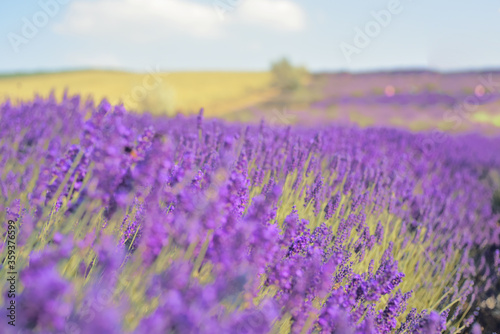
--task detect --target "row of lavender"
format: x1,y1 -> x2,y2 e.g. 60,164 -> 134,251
1,94 -> 499,333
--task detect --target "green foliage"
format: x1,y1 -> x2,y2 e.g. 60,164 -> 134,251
270,58 -> 309,92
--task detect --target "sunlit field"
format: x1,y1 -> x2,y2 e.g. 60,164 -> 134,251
0,70 -> 277,116
2,70 -> 500,133
1,69 -> 500,333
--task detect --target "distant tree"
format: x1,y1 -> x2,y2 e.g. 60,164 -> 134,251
270,58 -> 308,92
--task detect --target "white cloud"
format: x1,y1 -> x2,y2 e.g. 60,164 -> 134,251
54,0 -> 223,40
234,0 -> 306,32
53,0 -> 306,41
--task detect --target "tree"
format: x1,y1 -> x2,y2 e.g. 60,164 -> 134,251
270,58 -> 308,92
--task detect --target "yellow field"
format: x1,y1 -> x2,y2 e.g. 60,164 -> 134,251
472,110 -> 500,127
0,70 -> 278,117
2,70 -> 498,130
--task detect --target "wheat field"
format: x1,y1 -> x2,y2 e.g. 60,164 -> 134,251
0,70 -> 278,117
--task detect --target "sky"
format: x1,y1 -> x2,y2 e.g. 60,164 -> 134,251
0,0 -> 499,73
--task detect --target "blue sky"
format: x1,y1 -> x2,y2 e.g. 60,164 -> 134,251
0,0 -> 499,73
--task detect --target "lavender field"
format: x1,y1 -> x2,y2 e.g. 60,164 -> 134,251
1,88 -> 499,333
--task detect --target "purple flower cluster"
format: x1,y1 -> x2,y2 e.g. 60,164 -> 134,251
1,94 -> 499,333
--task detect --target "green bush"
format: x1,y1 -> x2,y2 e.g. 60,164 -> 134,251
270,58 -> 308,92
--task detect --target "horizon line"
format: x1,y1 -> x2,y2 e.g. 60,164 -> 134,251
1,66 -> 500,78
